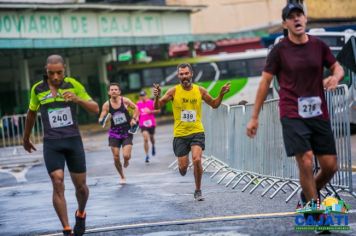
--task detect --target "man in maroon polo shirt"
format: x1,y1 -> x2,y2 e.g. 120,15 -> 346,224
246,3 -> 344,210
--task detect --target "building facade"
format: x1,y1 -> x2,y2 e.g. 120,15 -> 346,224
0,2 -> 200,120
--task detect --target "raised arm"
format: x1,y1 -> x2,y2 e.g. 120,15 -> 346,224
246,72 -> 274,138
77,99 -> 99,114
62,92 -> 99,114
124,97 -> 139,126
98,101 -> 109,122
200,82 -> 230,109
62,79 -> 99,114
153,84 -> 175,109
152,108 -> 161,115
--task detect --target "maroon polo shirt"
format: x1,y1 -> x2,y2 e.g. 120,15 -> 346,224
264,35 -> 336,120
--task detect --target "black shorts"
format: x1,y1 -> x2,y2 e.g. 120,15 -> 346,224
109,135 -> 133,148
280,117 -> 337,157
173,132 -> 205,157
140,126 -> 155,135
43,136 -> 86,174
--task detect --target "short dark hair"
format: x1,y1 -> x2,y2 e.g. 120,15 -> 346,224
237,100 -> 248,105
108,82 -> 120,91
46,54 -> 65,65
177,63 -> 193,73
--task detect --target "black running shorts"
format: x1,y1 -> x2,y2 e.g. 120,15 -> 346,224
108,135 -> 133,148
140,126 -> 155,135
173,132 -> 205,157
43,136 -> 86,174
280,117 -> 337,157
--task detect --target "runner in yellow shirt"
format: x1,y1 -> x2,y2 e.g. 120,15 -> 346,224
153,63 -> 230,201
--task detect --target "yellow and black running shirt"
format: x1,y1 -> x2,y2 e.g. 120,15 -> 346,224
29,77 -> 92,139
172,84 -> 204,137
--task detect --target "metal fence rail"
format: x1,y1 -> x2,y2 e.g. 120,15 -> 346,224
170,84 -> 355,202
0,113 -> 43,149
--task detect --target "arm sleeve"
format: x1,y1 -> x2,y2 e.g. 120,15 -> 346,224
29,85 -> 40,111
263,45 -> 280,75
321,41 -> 337,68
69,78 -> 92,101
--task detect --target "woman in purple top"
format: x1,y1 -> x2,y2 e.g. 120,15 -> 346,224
246,3 -> 344,217
99,83 -> 139,184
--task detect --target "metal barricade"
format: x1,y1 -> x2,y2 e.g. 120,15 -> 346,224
169,84 -> 355,201
0,113 -> 43,151
325,85 -> 354,196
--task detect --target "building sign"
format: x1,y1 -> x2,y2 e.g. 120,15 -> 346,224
0,11 -> 191,38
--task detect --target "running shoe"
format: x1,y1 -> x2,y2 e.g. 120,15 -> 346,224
194,190 -> 204,201
152,146 -> 156,156
63,229 -> 73,236
128,124 -> 139,134
100,113 -> 111,128
314,229 -> 331,235
314,214 -> 331,234
74,210 -> 86,236
145,156 -> 150,163
299,189 -> 307,206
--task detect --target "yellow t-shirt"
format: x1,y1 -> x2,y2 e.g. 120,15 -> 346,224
172,84 -> 204,137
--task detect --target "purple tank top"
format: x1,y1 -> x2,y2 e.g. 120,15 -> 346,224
108,97 -> 131,139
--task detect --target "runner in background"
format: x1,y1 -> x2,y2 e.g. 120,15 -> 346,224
136,90 -> 160,163
153,63 -> 230,201
99,83 -> 139,184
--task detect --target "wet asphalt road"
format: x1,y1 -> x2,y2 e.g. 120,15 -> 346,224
0,123 -> 356,236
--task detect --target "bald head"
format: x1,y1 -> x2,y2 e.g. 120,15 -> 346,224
46,55 -> 65,66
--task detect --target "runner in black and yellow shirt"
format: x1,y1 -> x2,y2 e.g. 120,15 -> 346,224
153,63 -> 230,201
23,55 -> 99,236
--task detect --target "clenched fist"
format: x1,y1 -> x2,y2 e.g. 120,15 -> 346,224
153,83 -> 161,98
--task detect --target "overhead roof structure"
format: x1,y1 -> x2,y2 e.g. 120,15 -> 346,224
0,3 -> 269,49
0,3 -> 203,12
0,3 -> 200,48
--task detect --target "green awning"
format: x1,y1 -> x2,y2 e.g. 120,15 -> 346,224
0,30 -> 269,49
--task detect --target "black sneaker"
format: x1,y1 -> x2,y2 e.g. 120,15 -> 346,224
299,190 -> 307,206
314,214 -> 331,234
301,199 -> 317,220
314,229 -> 331,235
152,146 -> 156,156
63,229 -> 73,236
74,211 -> 86,236
194,190 -> 204,201
128,124 -> 139,134
145,156 -> 150,163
